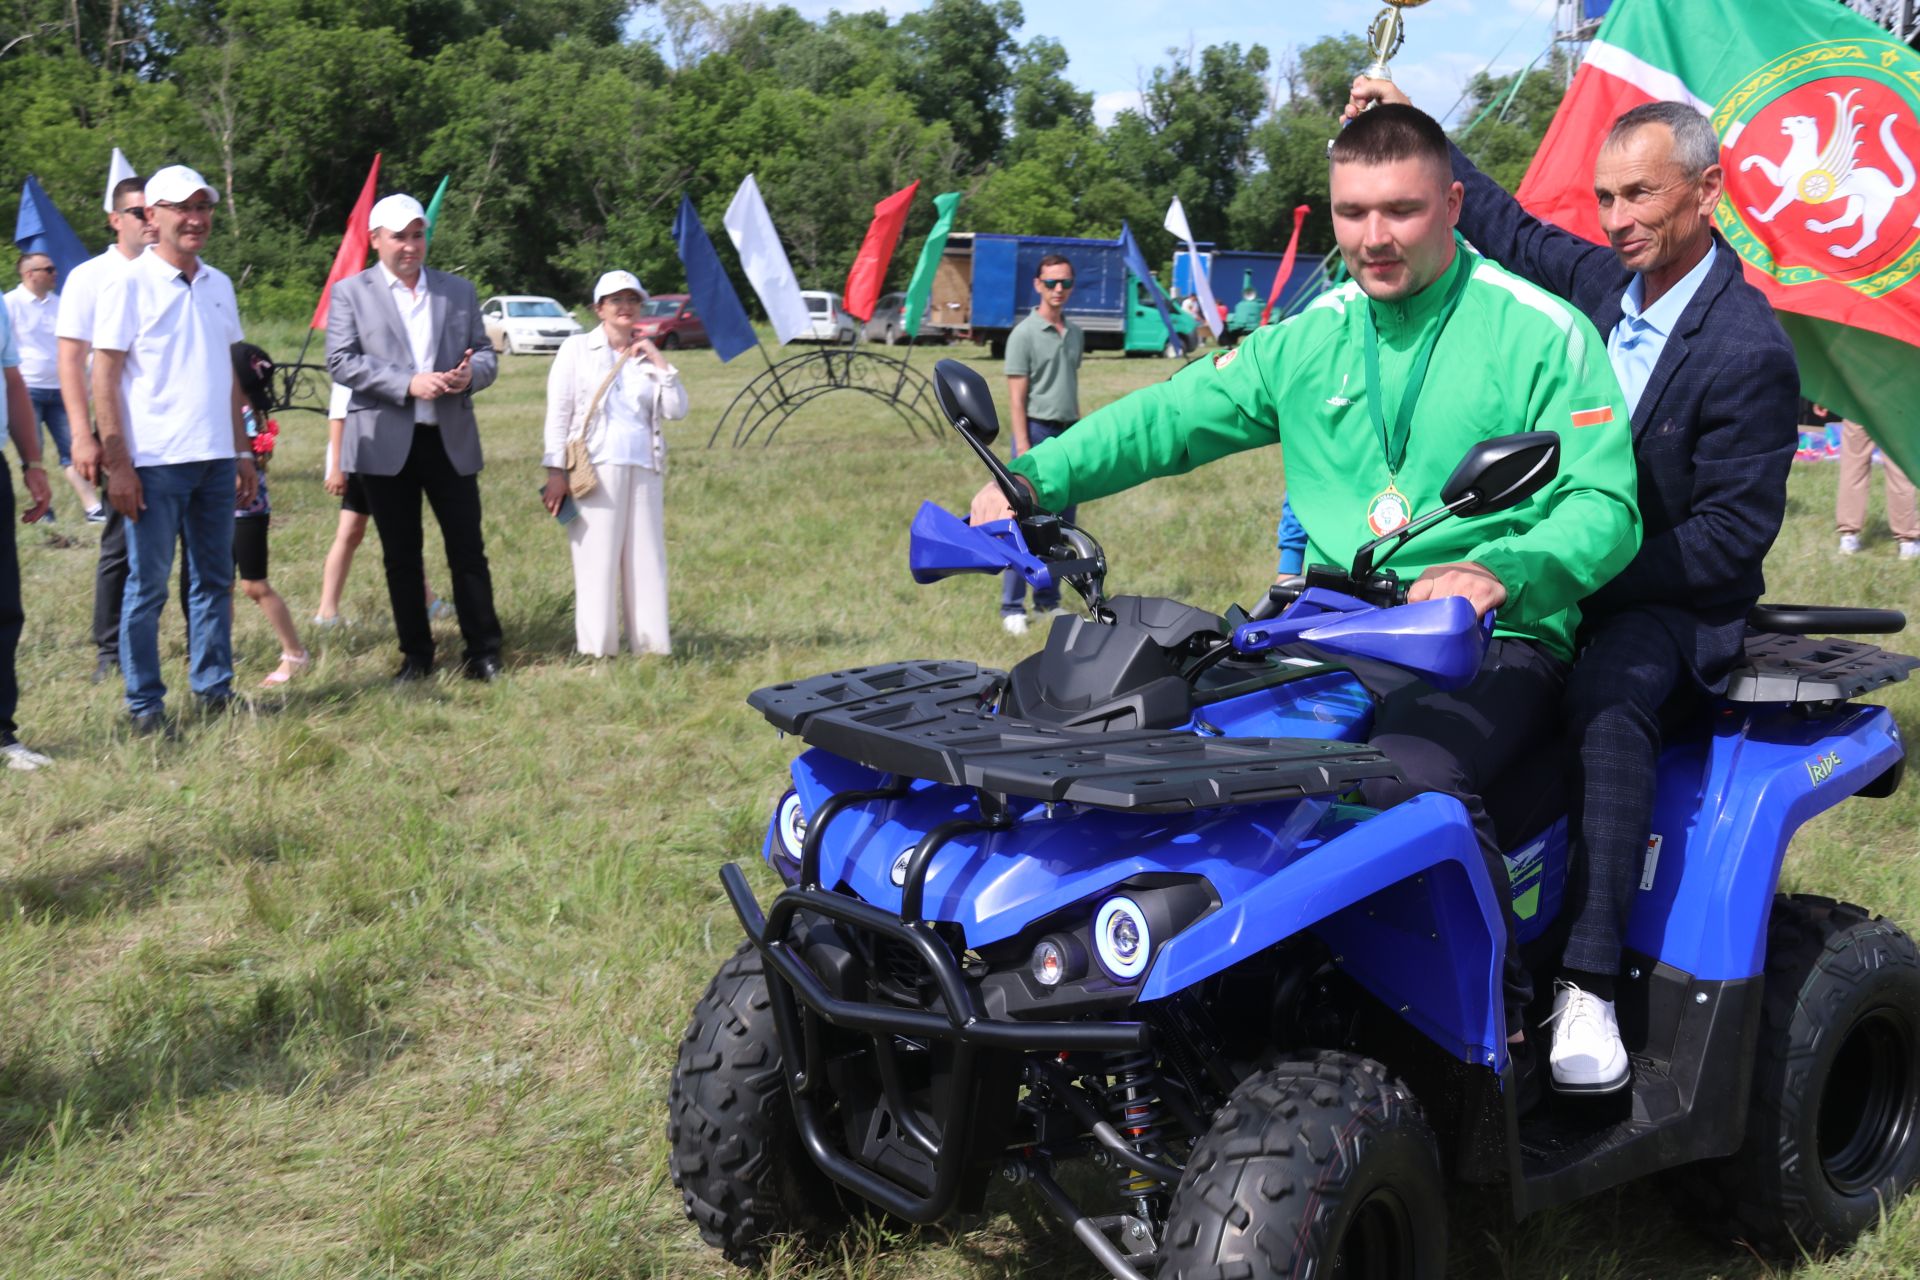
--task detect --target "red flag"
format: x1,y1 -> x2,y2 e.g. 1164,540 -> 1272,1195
311,154 -> 382,330
843,181 -> 918,322
1261,205 -> 1312,326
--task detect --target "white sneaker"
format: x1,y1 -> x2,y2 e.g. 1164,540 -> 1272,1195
1547,980 -> 1630,1094
2,740 -> 52,771
1839,533 -> 1862,554
1002,612 -> 1029,636
1901,541 -> 1920,561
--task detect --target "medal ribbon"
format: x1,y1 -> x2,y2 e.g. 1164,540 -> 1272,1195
1361,248 -> 1475,477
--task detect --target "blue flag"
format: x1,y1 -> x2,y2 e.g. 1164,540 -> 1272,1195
1119,222 -> 1180,346
671,194 -> 758,363
14,176 -> 91,285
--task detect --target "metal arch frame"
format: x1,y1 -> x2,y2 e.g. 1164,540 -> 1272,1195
267,361 -> 334,415
708,346 -> 942,448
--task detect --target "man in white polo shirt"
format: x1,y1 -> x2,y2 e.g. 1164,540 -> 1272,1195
6,252 -> 97,524
90,165 -> 257,733
62,174 -> 169,684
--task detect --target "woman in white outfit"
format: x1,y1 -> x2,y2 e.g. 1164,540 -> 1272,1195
541,270 -> 687,656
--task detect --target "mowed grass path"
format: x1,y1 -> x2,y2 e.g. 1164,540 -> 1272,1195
3,326 -> 1917,1279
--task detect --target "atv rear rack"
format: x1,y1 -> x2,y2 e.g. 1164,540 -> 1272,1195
750,660 -> 1400,812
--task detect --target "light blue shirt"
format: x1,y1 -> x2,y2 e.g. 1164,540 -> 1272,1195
0,304 -> 16,434
1606,242 -> 1716,422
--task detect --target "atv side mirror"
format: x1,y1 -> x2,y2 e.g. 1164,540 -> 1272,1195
1348,433 -> 1562,582
1439,432 -> 1561,516
934,358 -> 1032,518
933,359 -> 1001,446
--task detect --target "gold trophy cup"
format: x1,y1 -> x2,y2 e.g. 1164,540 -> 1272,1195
1363,0 -> 1433,83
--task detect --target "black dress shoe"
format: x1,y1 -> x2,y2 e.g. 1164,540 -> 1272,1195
464,655 -> 504,682
92,654 -> 118,684
129,711 -> 176,740
391,661 -> 434,685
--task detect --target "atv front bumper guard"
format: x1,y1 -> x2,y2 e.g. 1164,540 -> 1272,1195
722,860 -> 1149,1223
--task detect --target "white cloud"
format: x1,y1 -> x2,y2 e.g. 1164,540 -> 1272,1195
1093,89 -> 1144,128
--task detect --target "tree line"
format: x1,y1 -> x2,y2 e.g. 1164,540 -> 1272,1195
0,0 -> 1562,322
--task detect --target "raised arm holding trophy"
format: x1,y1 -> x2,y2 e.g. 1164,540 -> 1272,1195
1364,0 -> 1432,83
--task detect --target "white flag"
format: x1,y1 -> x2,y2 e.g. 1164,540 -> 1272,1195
723,174 -> 812,346
103,147 -> 136,213
1164,196 -> 1223,340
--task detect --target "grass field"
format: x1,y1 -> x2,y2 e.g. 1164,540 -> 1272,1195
3,323 -> 1917,1279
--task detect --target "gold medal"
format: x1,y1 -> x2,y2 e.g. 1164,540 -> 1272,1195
1367,483 -> 1410,537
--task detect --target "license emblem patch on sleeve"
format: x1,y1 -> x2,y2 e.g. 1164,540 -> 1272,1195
1570,405 -> 1615,428
1213,346 -> 1238,370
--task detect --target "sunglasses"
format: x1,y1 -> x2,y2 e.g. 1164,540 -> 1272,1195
1039,277 -> 1075,290
115,205 -> 146,219
24,265 -> 53,274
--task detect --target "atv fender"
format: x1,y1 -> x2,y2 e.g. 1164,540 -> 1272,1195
1627,702 -> 1906,981
1141,791 -> 1508,1069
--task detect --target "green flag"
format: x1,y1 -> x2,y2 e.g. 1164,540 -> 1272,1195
423,174 -> 451,248
901,191 -> 961,340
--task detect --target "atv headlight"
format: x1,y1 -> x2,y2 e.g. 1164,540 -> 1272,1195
1093,896 -> 1151,981
775,791 -> 807,863
1030,933 -> 1087,987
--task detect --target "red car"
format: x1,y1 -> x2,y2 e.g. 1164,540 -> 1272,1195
632,293 -> 709,350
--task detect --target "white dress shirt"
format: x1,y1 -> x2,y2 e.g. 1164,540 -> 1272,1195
378,261 -> 437,426
4,284 -> 59,390
92,249 -> 244,468
542,326 -> 687,471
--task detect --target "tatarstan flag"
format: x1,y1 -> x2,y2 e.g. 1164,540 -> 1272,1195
1517,0 -> 1920,476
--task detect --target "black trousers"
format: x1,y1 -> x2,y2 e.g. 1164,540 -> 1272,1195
1338,637 -> 1571,1029
1,458 -> 21,735
92,503 -> 190,662
358,425 -> 501,669
1562,609 -> 1695,978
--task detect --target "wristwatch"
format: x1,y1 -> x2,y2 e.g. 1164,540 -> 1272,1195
21,459 -> 44,471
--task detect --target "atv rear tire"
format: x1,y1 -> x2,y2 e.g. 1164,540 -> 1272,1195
668,943 -> 856,1266
1160,1051 -> 1446,1279
1677,894 -> 1920,1256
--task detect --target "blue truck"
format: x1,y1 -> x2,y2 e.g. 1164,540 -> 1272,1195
1170,244 -> 1336,331
926,232 -> 1195,358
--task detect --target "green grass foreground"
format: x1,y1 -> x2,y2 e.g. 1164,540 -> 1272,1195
3,328 -> 1918,1279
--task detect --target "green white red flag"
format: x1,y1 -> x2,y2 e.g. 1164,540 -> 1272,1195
1517,0 -> 1920,475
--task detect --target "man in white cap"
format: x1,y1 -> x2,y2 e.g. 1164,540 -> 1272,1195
325,192 -> 501,683
90,164 -> 256,735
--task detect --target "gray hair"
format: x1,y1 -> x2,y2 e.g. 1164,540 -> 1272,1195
1604,102 -> 1721,177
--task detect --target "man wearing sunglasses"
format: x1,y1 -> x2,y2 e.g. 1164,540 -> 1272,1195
1001,255 -> 1085,635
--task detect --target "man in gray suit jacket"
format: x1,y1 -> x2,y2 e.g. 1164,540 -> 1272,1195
326,193 -> 504,682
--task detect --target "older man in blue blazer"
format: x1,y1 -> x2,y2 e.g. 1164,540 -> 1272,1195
1348,84 -> 1799,1097
326,193 -> 503,683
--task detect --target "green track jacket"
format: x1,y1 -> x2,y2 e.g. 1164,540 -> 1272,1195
1006,240 -> 1642,662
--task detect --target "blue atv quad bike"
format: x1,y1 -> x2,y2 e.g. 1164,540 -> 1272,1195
669,360 -> 1920,1278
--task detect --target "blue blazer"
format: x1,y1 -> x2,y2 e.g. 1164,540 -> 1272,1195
1450,143 -> 1800,689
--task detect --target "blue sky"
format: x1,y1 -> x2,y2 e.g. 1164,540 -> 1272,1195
758,0 -> 1572,127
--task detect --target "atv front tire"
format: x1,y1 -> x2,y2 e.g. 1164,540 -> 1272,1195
668,942 -> 856,1266
1679,894 -> 1920,1255
1160,1051 -> 1446,1279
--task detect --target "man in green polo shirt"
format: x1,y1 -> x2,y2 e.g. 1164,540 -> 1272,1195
999,253 -> 1085,635
970,104 -> 1641,1072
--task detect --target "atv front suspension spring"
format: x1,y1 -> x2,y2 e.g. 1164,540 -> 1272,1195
1105,1051 -> 1169,1198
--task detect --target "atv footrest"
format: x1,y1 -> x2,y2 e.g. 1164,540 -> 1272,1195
751,660 -> 1400,812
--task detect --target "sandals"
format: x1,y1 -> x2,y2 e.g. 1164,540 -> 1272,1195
258,651 -> 311,688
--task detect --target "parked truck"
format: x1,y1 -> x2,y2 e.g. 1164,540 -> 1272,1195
925,232 -> 1196,358
1171,245 -> 1335,332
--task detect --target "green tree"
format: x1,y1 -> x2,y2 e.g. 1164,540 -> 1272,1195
897,0 -> 1021,170
1453,50 -> 1570,193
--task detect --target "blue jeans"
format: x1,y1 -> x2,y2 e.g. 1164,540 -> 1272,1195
26,389 -> 72,466
1002,419 -> 1078,615
120,459 -> 236,715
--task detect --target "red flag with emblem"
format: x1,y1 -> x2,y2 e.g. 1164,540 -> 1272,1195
844,181 -> 918,323
1517,0 -> 1920,475
311,154 -> 381,330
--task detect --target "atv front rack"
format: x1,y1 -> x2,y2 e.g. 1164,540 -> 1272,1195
749,660 -> 1400,812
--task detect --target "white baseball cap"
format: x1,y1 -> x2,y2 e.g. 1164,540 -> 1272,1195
593,269 -> 648,303
369,193 -> 427,234
144,165 -> 219,207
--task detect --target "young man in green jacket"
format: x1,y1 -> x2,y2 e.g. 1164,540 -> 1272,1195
970,104 -> 1642,1078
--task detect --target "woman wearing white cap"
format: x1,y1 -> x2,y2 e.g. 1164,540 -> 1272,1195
541,270 -> 687,656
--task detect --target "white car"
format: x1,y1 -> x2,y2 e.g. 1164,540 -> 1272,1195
480,295 -> 583,355
798,290 -> 859,344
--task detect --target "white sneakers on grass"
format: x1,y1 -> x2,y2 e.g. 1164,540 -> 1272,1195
1547,980 -> 1630,1095
1903,540 -> 1920,561
1840,533 -> 1862,554
2,739 -> 52,771
1002,613 -> 1029,636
